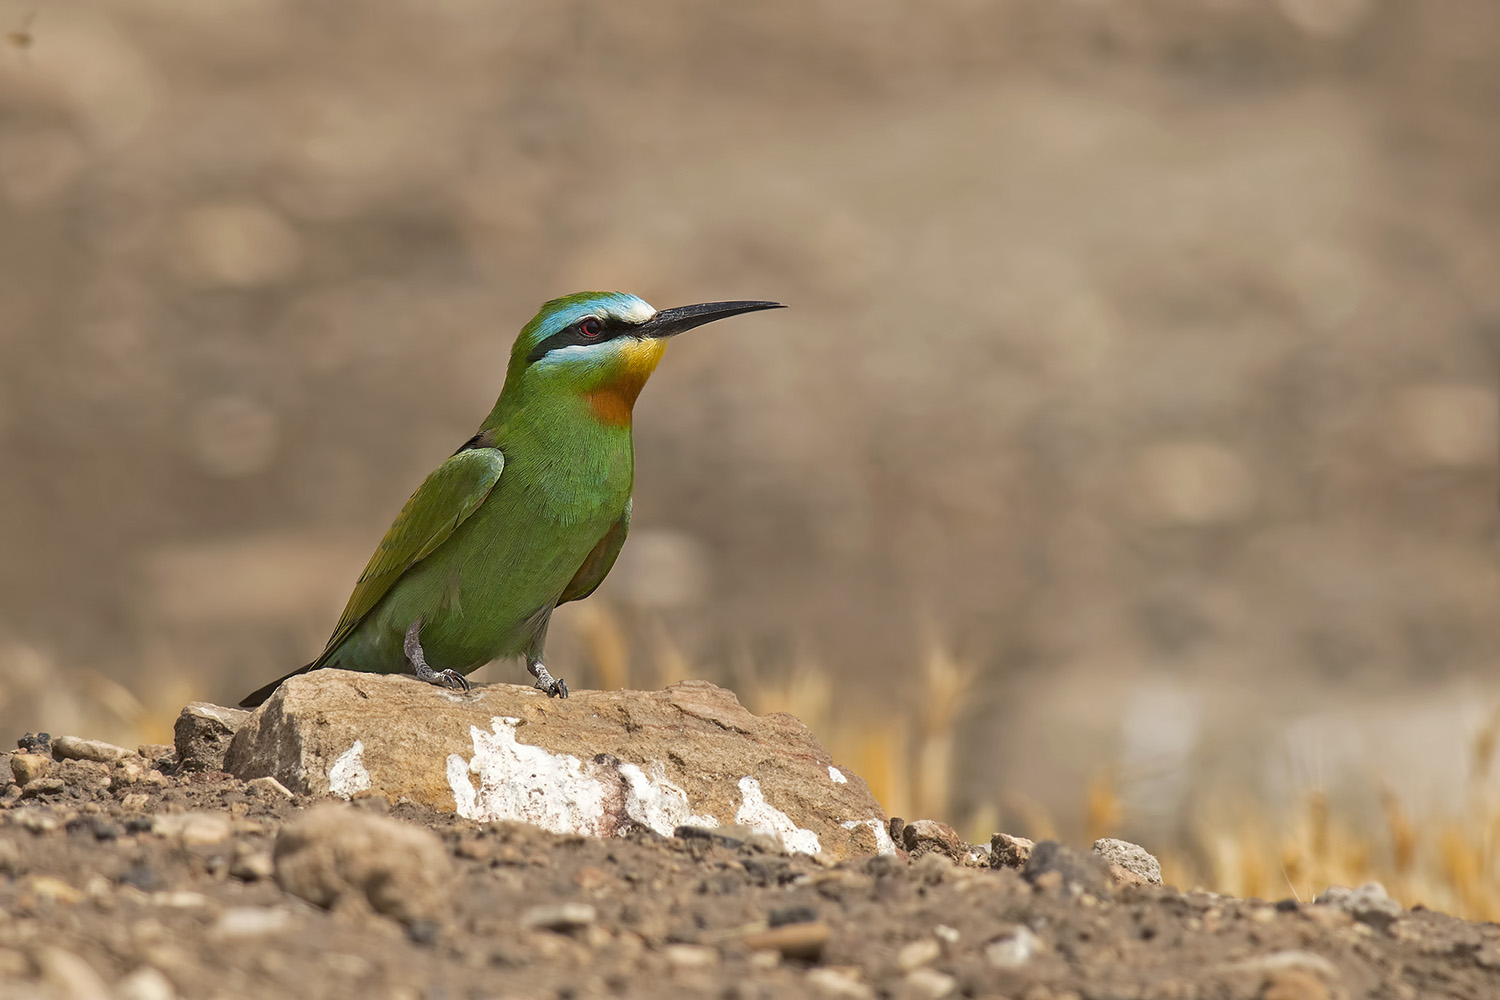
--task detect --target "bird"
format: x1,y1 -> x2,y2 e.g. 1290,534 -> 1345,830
239,292 -> 783,708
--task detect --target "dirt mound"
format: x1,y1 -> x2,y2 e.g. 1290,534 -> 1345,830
5,724 -> 1500,999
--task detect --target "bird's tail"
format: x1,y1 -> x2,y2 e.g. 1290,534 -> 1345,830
238,663 -> 316,709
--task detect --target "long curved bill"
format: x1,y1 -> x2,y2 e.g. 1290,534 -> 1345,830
636,300 -> 785,339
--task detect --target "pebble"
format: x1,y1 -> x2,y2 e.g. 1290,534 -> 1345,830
740,920 -> 831,961
112,759 -> 147,788
115,966 -> 178,1000
174,703 -> 251,772
896,938 -> 941,972
274,804 -> 454,926
52,736 -> 134,764
120,793 -> 151,812
1314,883 -> 1402,929
12,807 -> 64,832
902,968 -> 957,999
9,752 -> 51,785
807,967 -> 873,998
212,906 -> 295,939
985,925 -> 1042,968
1092,838 -> 1162,885
152,812 -> 233,846
901,819 -> 964,861
29,875 -> 83,903
520,902 -> 597,932
21,777 -> 65,797
663,944 -> 719,967
229,845 -> 275,881
38,947 -> 111,1000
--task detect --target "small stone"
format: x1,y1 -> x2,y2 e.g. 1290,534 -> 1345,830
229,845 -> 274,881
38,947 -> 110,1000
212,907 -> 294,939
137,745 -> 174,766
11,807 -> 64,833
985,926 -> 1042,968
897,938 -> 941,972
174,703 -> 251,772
1314,883 -> 1402,929
741,920 -> 831,961
274,804 -> 454,926
1092,838 -> 1162,885
30,875 -> 83,903
0,837 -> 23,875
112,759 -> 147,789
9,752 -> 51,785
990,833 -> 1038,869
1023,841 -> 1113,896
51,736 -> 132,764
246,776 -> 294,800
902,819 -> 964,861
1262,970 -> 1330,1000
152,812 -> 233,846
17,732 -> 51,754
807,967 -> 873,998
573,866 -> 611,890
21,777 -> 65,797
902,968 -> 957,999
115,966 -> 178,1000
520,902 -> 597,932
663,944 -> 719,967
120,792 -> 151,812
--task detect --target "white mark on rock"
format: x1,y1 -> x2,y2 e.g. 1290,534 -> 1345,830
828,766 -> 847,784
735,776 -> 821,855
841,818 -> 898,856
447,718 -> 608,835
617,762 -> 718,837
327,740 -> 371,799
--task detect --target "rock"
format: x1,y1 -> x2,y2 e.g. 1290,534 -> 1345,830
227,672 -> 886,860
896,938 -> 941,971
519,902 -> 597,932
229,844 -> 275,881
246,775 -> 294,799
174,702 -> 251,772
211,906 -> 295,939
273,804 -> 454,926
990,833 -> 1035,870
1092,838 -> 1162,885
37,947 -> 110,1000
663,944 -> 719,967
807,967 -> 873,998
152,812 -> 233,846
1022,841 -> 1113,896
9,752 -> 51,785
51,736 -> 133,764
985,925 -> 1042,968
901,819 -> 964,862
16,732 -> 51,754
1262,970 -> 1330,1000
21,776 -> 65,797
1314,882 -> 1402,929
115,966 -> 178,1000
741,920 -> 831,961
902,968 -> 957,999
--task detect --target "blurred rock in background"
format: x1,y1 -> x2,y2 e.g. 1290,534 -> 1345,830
0,0 -> 1496,844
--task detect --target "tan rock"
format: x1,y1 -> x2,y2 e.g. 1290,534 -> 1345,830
990,832 -> 1035,870
902,819 -> 964,861
273,804 -> 453,926
227,672 -> 886,860
9,752 -> 51,786
174,702 -> 251,772
51,736 -> 133,764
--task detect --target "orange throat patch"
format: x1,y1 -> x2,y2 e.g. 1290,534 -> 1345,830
585,338 -> 666,426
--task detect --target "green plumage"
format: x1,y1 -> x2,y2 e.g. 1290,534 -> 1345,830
240,292 -> 781,707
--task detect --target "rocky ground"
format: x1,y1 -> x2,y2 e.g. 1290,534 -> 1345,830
5,697 -> 1500,1000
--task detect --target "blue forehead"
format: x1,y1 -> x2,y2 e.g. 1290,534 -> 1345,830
527,291 -> 656,344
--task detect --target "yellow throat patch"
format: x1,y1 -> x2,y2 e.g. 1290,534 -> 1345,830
586,338 -> 666,426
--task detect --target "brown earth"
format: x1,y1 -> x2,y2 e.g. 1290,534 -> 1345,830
4,732 -> 1500,999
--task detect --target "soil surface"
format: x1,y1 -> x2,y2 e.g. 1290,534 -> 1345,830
3,749 -> 1500,999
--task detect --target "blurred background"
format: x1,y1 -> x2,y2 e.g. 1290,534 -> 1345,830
0,0 -> 1496,906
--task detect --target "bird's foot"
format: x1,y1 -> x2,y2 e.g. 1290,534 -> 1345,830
528,661 -> 569,699
404,618 -> 471,694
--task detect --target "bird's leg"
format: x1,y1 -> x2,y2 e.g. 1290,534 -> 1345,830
522,611 -> 568,698
404,618 -> 470,693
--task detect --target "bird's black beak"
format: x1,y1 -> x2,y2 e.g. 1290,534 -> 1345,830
636,300 -> 785,339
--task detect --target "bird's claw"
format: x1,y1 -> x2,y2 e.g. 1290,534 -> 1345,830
529,663 -> 568,699
436,669 -> 470,693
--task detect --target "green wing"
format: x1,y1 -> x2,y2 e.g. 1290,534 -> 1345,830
558,500 -> 631,604
316,447 -> 505,665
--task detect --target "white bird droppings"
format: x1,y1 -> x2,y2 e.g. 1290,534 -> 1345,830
327,740 -> 371,799
828,766 -> 848,784
447,718 -> 609,835
617,762 -> 719,837
735,776 -> 821,855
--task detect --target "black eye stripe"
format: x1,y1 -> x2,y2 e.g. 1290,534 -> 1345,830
525,318 -> 630,364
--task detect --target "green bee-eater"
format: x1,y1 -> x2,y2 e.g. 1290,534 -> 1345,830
239,292 -> 783,708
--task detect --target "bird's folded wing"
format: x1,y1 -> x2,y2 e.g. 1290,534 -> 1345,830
558,500 -> 631,604
317,447 -> 505,662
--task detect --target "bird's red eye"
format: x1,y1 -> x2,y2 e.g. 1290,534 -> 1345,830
580,318 -> 602,339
